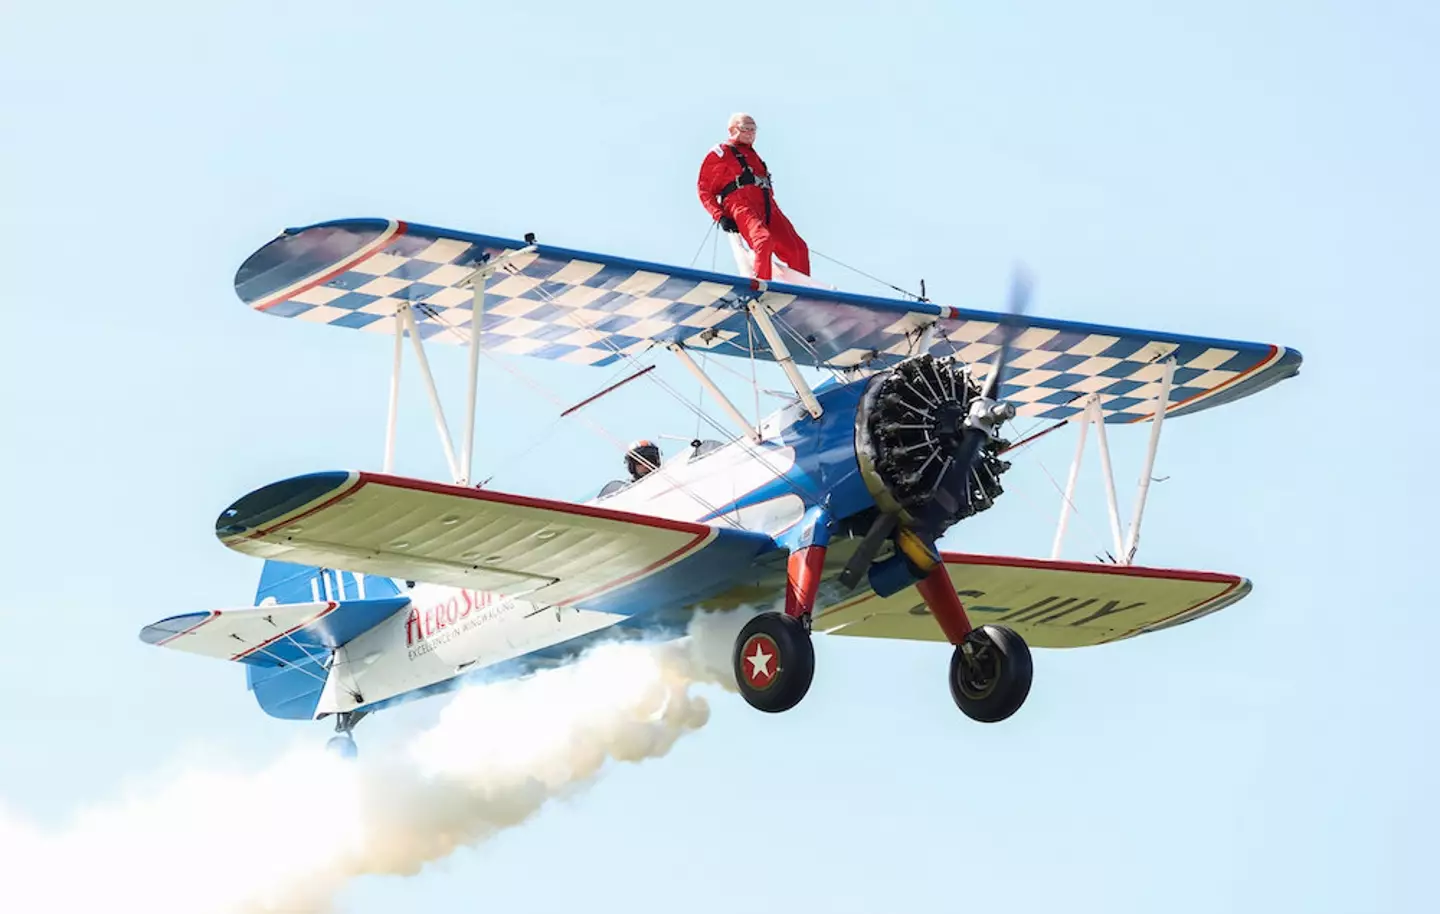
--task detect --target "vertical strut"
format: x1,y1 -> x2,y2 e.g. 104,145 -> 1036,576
746,295 -> 823,419
1122,358 -> 1176,564
916,321 -> 938,356
384,310 -> 403,473
1050,397 -> 1092,560
1089,397 -> 1126,560
784,507 -> 832,621
398,305 -> 461,482
916,563 -> 975,643
460,269 -> 488,486
667,342 -> 761,442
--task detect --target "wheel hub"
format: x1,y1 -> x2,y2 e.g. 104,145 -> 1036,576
740,633 -> 780,690
956,637 -> 1000,699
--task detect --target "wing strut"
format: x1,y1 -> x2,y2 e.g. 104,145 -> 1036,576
461,263 -> 486,483
458,244 -> 536,485
747,294 -> 823,419
668,343 -> 761,442
384,311 -> 403,473
1091,394 -> 1125,558
376,244 -> 536,484
1050,358 -> 1177,565
400,303 -> 462,481
1123,357 -> 1176,562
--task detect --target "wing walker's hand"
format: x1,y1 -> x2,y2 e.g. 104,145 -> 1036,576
718,215 -> 739,233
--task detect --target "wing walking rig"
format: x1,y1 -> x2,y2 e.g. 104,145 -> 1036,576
142,217 -> 1301,754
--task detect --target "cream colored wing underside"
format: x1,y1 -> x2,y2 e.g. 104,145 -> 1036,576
814,553 -> 1251,648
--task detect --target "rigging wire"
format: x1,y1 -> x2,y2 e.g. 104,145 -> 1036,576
688,221 -> 717,268
748,316 -> 760,429
695,351 -> 705,441
810,247 -> 928,302
413,302 -> 745,528
1029,448 -> 1119,563
500,267 -> 819,508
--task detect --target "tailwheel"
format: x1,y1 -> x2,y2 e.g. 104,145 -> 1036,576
949,624 -> 1033,723
733,611 -> 815,713
325,709 -> 365,759
326,735 -> 358,759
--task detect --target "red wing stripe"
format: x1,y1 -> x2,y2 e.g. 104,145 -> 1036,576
361,473 -> 711,535
237,473 -> 713,545
1127,344 -> 1281,424
1111,578 -> 1245,641
818,556 -> 1243,620
155,611 -> 222,646
253,221 -> 408,311
237,475 -> 366,542
939,552 -> 1242,584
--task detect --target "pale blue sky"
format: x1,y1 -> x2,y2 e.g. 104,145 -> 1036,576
1,1 -> 1436,911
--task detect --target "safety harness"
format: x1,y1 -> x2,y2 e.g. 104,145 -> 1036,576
716,144 -> 773,223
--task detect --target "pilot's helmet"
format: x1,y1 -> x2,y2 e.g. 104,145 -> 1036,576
624,439 -> 661,479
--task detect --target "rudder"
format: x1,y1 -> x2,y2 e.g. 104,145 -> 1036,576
248,561 -> 406,720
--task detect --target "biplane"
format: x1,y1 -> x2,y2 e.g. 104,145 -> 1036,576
141,217 -> 1300,756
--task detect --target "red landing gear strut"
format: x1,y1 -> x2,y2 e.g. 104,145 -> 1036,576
733,509 -> 827,713
731,511 -> 1034,723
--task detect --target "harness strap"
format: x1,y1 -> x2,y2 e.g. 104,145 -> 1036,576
717,145 -> 773,224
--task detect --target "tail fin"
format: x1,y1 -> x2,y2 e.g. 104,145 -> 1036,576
245,561 -> 406,720
254,560 -> 401,606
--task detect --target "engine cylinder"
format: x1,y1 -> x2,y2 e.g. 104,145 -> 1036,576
854,354 -> 1013,537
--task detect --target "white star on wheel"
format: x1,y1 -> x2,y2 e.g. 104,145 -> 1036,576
747,643 -> 774,680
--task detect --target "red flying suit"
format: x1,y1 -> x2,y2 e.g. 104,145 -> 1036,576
696,140 -> 811,282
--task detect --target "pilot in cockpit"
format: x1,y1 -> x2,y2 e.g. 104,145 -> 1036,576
624,439 -> 661,481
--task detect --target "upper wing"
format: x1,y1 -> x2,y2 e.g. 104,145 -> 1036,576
216,471 -> 782,614
813,552 -> 1251,648
234,218 -> 1302,425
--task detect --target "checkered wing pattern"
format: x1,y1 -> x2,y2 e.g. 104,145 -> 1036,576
235,218 -> 1302,424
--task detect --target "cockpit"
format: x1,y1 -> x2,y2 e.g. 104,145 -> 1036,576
593,438 -> 727,501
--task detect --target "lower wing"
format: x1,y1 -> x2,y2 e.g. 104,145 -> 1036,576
814,553 -> 1250,648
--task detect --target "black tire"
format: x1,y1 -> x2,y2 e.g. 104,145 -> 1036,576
949,624 -> 1033,723
732,611 -> 816,713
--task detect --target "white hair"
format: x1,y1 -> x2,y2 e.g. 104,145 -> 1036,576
728,112 -> 754,130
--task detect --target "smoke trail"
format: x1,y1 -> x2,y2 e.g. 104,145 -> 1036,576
0,607 -> 758,914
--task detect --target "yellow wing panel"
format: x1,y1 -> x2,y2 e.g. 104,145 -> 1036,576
814,553 -> 1251,648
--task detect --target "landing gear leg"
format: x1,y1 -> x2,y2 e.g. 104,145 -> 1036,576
917,561 -> 1033,723
733,511 -> 829,713
325,710 -> 366,759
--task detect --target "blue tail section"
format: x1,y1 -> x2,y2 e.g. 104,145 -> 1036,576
247,561 -> 409,720
254,560 -> 401,605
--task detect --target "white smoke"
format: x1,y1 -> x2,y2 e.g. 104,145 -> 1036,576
0,607 -> 759,914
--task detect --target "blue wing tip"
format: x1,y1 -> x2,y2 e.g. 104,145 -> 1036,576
279,217 -> 393,235
233,220 -> 394,306
139,612 -> 211,645
216,471 -> 355,539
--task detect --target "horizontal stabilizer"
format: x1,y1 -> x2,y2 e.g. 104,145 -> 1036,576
139,596 -> 411,667
815,553 -> 1250,648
